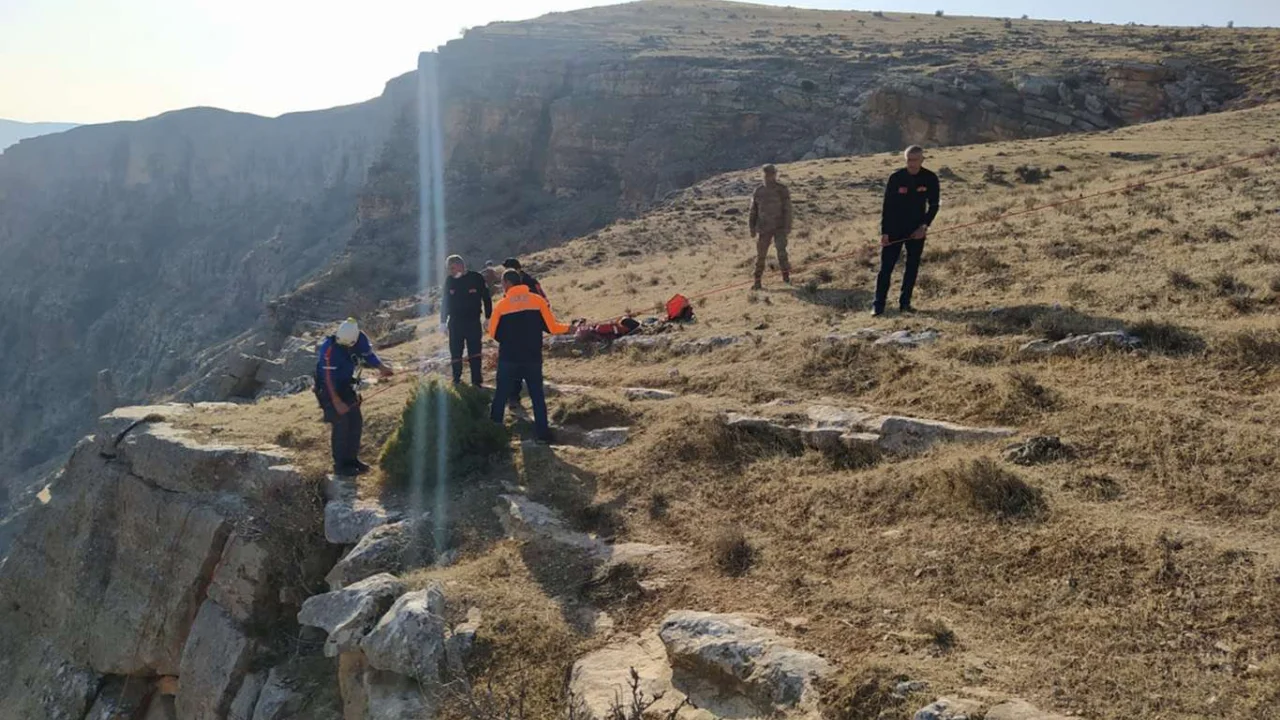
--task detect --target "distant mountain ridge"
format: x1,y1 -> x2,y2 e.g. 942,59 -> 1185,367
0,119 -> 80,150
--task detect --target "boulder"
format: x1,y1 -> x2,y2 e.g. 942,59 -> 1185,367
446,608 -> 483,675
228,671 -> 266,720
570,632 -> 703,720
874,329 -> 941,347
363,669 -> 435,720
1003,436 -> 1073,465
376,322 -> 417,349
583,427 -> 630,449
250,666 -> 308,720
325,517 -> 431,590
299,574 -> 407,657
360,585 -> 449,685
658,611 -> 832,710
624,387 -> 680,401
176,601 -> 257,720
325,496 -> 403,545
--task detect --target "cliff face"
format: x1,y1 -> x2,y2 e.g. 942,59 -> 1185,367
0,406 -> 336,719
2,0 -> 1276,514
0,94 -> 408,503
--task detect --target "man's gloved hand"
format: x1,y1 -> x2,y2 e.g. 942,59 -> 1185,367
880,234 -> 891,247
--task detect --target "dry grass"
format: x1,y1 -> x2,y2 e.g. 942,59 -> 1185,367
173,101 -> 1280,719
935,457 -> 1048,521
711,526 -> 757,577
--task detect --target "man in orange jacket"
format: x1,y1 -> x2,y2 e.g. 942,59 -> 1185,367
488,269 -> 572,442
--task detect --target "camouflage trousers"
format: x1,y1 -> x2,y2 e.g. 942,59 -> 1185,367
754,230 -> 790,279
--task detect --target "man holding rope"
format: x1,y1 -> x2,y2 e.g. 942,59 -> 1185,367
873,145 -> 940,317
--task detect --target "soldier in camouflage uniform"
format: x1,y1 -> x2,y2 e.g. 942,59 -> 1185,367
748,164 -> 793,290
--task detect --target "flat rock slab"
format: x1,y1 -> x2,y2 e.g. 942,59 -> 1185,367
324,496 -> 403,545
624,387 -> 680,401
914,697 -> 987,720
827,328 -> 941,348
1020,331 -> 1140,356
177,601 -> 256,720
298,573 -> 406,657
552,425 -> 631,449
659,611 -> 832,711
986,699 -> 1081,720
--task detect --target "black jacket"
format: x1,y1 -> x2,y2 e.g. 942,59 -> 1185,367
441,271 -> 493,325
881,168 -> 940,241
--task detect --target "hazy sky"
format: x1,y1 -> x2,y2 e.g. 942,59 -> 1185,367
1,0 -> 1275,124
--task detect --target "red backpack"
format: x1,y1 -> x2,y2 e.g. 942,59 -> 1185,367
665,294 -> 694,322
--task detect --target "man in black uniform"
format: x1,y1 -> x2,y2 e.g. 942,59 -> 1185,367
873,145 -> 940,317
440,255 -> 493,386
502,258 -> 546,300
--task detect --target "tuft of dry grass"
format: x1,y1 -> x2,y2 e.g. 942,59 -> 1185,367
711,526 -> 757,577
1128,320 -> 1206,356
1217,329 -> 1280,370
936,457 -> 1047,521
551,394 -> 635,430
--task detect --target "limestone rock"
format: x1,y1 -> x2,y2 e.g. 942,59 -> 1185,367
986,699 -> 1080,720
228,671 -> 266,720
914,696 -> 986,720
625,387 -> 680,401
325,496 -> 403,545
1004,436 -> 1073,465
658,611 -> 832,710
875,329 -> 941,347
177,601 -> 257,720
446,608 -> 483,675
1020,331 -> 1141,356
325,517 -> 432,590
251,666 -> 308,720
209,533 -> 274,624
360,585 -> 449,685
571,632 -> 705,720
376,321 -> 417,348
298,573 -> 407,657
876,415 -> 1015,454
584,427 -> 630,449
83,675 -> 149,720
363,669 -> 435,720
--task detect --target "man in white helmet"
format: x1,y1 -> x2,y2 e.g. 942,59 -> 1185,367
314,318 -> 393,476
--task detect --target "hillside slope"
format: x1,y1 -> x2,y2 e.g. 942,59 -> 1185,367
46,103 -> 1273,720
5,0 -> 1280,508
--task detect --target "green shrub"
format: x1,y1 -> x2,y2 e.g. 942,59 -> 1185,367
379,380 -> 509,490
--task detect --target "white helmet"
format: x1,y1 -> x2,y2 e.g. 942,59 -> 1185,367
335,318 -> 360,346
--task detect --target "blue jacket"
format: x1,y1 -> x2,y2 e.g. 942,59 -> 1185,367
315,332 -> 384,407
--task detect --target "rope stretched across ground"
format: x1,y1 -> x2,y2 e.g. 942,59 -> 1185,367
358,147 -> 1278,401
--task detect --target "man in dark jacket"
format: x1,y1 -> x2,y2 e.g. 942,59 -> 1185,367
440,255 -> 493,386
315,318 -> 393,476
502,258 -> 546,300
488,270 -> 571,442
873,145 -> 940,316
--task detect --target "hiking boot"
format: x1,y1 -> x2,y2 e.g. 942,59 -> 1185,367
782,272 -> 791,285
870,307 -> 884,318
354,460 -> 372,473
752,278 -> 763,291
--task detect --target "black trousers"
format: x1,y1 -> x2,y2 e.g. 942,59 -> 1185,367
874,238 -> 925,311
449,320 -> 484,385
326,403 -> 363,473
490,360 -> 549,439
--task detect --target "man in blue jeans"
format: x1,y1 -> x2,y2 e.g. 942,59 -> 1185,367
487,269 -> 571,442
873,145 -> 941,317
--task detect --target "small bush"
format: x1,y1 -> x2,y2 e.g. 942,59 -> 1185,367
1212,272 -> 1250,296
648,491 -> 669,520
712,527 -> 756,577
1167,270 -> 1199,290
1218,330 -> 1280,369
939,458 -> 1047,521
916,618 -> 957,652
818,666 -> 916,720
1014,165 -> 1047,183
935,9 -> 944,17
1064,473 -> 1124,501
1128,320 -> 1206,355
379,379 -> 509,490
